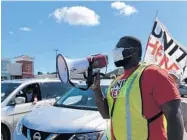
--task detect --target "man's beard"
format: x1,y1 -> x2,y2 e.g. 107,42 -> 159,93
114,57 -> 138,70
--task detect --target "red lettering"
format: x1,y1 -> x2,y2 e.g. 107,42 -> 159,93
111,90 -> 118,98
155,45 -> 163,61
148,39 -> 160,55
147,37 -> 164,62
159,55 -> 179,71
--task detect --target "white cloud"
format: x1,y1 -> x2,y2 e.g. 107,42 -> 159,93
9,31 -> 14,35
49,6 -> 100,26
111,1 -> 138,16
19,27 -> 32,32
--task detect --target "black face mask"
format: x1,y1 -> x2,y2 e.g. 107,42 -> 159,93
114,57 -> 132,67
113,36 -> 142,69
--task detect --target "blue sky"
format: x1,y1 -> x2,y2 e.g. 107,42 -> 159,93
2,1 -> 187,74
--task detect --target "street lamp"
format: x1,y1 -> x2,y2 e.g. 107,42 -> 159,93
54,49 -> 59,78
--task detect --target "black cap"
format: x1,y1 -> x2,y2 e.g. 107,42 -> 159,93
116,36 -> 142,58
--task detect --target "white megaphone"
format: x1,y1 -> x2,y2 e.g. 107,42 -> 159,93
56,54 -> 108,89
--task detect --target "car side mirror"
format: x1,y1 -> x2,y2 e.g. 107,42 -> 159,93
55,96 -> 60,101
19,90 -> 24,95
15,97 -> 26,104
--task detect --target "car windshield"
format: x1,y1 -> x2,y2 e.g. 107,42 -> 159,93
54,85 -> 108,111
1,83 -> 21,102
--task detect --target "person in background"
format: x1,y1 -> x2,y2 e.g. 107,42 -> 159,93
184,78 -> 187,84
26,86 -> 38,104
168,71 -> 181,88
93,36 -> 184,140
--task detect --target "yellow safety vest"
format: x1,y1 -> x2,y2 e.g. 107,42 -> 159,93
106,64 -> 167,140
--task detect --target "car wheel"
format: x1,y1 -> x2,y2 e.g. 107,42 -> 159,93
1,126 -> 10,140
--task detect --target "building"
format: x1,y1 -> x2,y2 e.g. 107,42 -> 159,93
1,58 -> 11,80
9,63 -> 22,79
1,55 -> 34,80
14,55 -> 34,78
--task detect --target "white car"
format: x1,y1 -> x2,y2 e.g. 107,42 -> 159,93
1,78 -> 79,140
13,79 -> 112,140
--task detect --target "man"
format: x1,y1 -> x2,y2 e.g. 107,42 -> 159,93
93,36 -> 184,140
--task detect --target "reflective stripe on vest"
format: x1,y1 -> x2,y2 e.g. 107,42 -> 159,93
106,64 -> 167,140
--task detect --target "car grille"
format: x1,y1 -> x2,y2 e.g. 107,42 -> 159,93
30,129 -> 51,140
54,134 -> 73,140
22,125 -> 73,140
22,125 -> 27,137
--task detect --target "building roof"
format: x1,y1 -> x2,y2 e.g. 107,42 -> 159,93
14,55 -> 34,62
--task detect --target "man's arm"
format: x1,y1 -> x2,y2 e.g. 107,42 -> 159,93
161,99 -> 184,140
151,66 -> 184,140
93,90 -> 110,119
92,72 -> 110,119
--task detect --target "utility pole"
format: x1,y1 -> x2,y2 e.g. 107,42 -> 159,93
54,49 -> 59,78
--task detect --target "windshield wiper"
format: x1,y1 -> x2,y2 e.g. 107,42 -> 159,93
53,104 -> 97,111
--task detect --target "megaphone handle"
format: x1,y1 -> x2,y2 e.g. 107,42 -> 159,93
86,63 -> 94,85
92,72 -> 105,78
69,79 -> 90,91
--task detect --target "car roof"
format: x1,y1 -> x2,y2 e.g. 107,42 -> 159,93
77,79 -> 113,86
1,78 -> 113,86
1,78 -> 82,84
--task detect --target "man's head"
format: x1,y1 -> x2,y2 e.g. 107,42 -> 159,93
27,86 -> 33,94
169,71 -> 181,88
113,36 -> 142,69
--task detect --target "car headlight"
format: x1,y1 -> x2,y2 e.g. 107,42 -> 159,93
16,119 -> 23,135
69,131 -> 104,140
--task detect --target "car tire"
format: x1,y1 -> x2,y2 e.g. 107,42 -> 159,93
1,125 -> 10,140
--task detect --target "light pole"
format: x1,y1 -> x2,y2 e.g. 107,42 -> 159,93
54,49 -> 59,78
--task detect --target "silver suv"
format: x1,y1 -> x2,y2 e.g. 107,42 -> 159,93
13,79 -> 112,140
1,78 -> 78,140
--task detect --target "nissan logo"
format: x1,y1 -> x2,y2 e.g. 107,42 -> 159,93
33,132 -> 41,140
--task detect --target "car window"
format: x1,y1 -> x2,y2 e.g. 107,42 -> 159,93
63,95 -> 82,105
40,82 -> 71,99
16,83 -> 41,103
1,83 -> 21,102
55,85 -> 108,110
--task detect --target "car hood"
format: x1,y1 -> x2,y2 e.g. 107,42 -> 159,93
23,106 -> 106,133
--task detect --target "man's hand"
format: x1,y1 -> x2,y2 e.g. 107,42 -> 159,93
32,97 -> 38,105
161,99 -> 184,140
92,71 -> 110,119
92,71 -> 102,96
